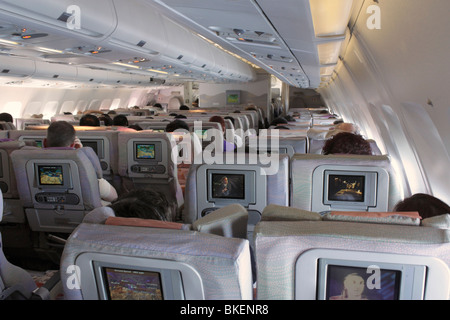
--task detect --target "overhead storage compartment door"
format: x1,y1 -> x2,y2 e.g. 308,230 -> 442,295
108,0 -> 168,57
0,0 -> 117,39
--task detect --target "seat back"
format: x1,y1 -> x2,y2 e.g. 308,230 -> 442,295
0,140 -> 27,223
184,153 -> 290,241
10,147 -> 104,232
75,130 -> 119,178
9,130 -> 47,148
290,154 -> 403,213
248,134 -> 308,158
255,213 -> 450,300
117,132 -> 183,221
60,221 -> 253,300
0,191 -> 38,300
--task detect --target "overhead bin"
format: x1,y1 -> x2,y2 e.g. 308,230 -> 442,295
0,55 -> 35,80
76,67 -> 110,84
159,15 -> 198,65
34,60 -> 77,82
0,0 -> 117,40
107,0 -> 168,57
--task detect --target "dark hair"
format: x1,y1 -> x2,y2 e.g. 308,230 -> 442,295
322,132 -> 372,155
179,105 -> 190,110
79,114 -> 100,126
99,114 -> 113,126
165,119 -> 189,132
153,103 -> 162,109
270,117 -> 288,126
109,189 -> 169,221
128,124 -> 142,131
112,114 -> 129,126
0,112 -> 13,123
209,115 -> 226,132
394,193 -> 450,220
224,116 -> 235,126
46,121 -> 76,147
174,114 -> 187,119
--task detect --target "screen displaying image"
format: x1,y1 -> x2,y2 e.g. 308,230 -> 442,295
328,174 -> 365,202
35,140 -> 43,148
81,140 -> 98,154
195,129 -> 207,140
227,94 -> 240,104
136,144 -> 155,159
211,173 -> 245,200
38,165 -> 63,185
103,267 -> 163,300
324,265 -> 401,300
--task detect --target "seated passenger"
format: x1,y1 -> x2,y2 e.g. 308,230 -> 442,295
99,113 -> 113,126
79,114 -> 100,126
109,188 -> 169,221
112,114 -> 129,127
322,132 -> 372,155
165,119 -> 189,133
44,121 -> 118,205
307,122 -> 360,140
179,105 -> 190,110
209,115 -> 236,152
0,112 -> 13,123
270,116 -> 288,127
394,193 -> 450,221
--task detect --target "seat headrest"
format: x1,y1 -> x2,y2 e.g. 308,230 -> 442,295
261,204 -> 322,222
322,211 -> 421,226
422,214 -> 450,229
192,204 -> 248,239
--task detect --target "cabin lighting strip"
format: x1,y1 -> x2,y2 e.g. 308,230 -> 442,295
196,34 -> 260,69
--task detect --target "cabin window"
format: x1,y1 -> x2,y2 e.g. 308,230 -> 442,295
100,99 -> 112,110
88,99 -> 101,110
42,101 -> 59,120
398,102 -> 450,204
60,101 -> 75,114
110,98 -> 121,110
26,101 -> 43,117
380,104 -> 424,196
75,100 -> 88,114
3,101 -> 24,119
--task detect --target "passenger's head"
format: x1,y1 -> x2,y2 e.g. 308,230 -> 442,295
224,116 -> 235,127
112,114 -> 129,127
79,114 -> 100,126
44,121 -> 76,148
209,115 -> 226,132
165,119 -> 189,133
99,114 -> 113,126
109,189 -> 169,221
0,112 -> 13,123
335,122 -> 360,134
128,124 -> 142,131
322,132 -> 372,155
394,193 -> 450,220
270,116 -> 288,127
153,103 -> 162,109
179,105 -> 190,110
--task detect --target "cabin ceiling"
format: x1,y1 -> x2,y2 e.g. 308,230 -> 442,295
0,0 -> 354,88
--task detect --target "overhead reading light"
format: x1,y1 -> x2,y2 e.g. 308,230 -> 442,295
20,33 -> 48,40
